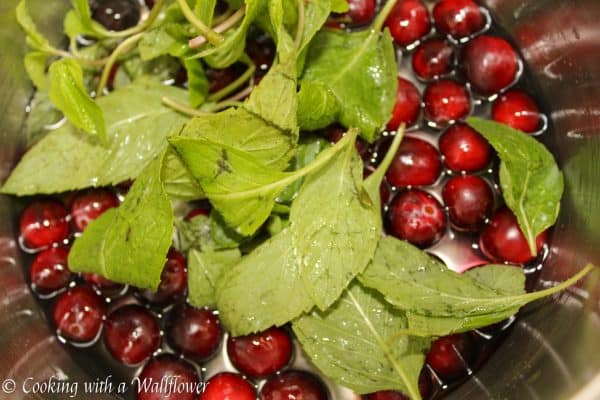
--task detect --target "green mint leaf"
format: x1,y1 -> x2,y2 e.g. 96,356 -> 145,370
195,0 -> 217,26
364,129 -> 405,206
1,78 -> 188,196
467,117 -> 564,256
184,59 -> 209,108
403,311 -> 518,338
68,152 -> 174,290
25,91 -> 62,147
293,282 -> 429,399
24,51 -> 48,91
330,0 -> 350,13
48,59 -> 107,140
139,23 -> 192,61
297,81 -> 340,131
300,28 -> 397,142
174,214 -> 214,252
63,10 -> 97,42
161,147 -> 205,200
187,247 -> 241,308
209,210 -> 247,248
16,0 -> 53,51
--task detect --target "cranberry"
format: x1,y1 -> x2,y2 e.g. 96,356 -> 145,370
426,333 -> 475,380
479,207 -> 548,264
260,370 -> 328,400
140,249 -> 187,305
439,122 -> 493,172
433,0 -> 486,40
184,207 -> 210,220
53,286 -> 105,343
246,31 -> 276,77
387,78 -> 421,130
103,305 -> 160,365
331,0 -> 377,27
324,125 -> 370,160
387,189 -> 447,248
227,326 -> 293,378
20,200 -> 69,250
491,89 -> 542,133
385,136 -> 442,188
82,273 -> 123,290
461,35 -> 519,97
423,79 -> 471,126
206,64 -> 245,94
442,175 -> 494,231
385,0 -> 431,48
166,304 -> 222,360
29,247 -> 72,295
200,372 -> 256,400
92,0 -> 141,31
70,189 -> 119,232
412,38 -> 455,81
137,354 -> 200,400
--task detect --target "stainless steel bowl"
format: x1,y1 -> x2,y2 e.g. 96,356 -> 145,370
1,0 -> 599,398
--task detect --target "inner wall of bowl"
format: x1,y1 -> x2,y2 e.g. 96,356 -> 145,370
0,1 -> 599,399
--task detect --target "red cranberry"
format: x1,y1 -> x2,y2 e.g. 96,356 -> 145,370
412,38 -> 455,81
260,370 -> 328,400
103,305 -> 161,365
424,79 -> 471,126
29,247 -> 72,295
426,333 -> 475,380
20,200 -> 69,250
82,273 -> 123,290
387,189 -> 447,248
137,354 -> 200,400
53,286 -> 105,343
184,207 -> 210,220
491,89 -> 542,133
385,0 -> 431,47
442,175 -> 494,231
200,372 -> 256,400
331,0 -> 377,27
439,122 -> 493,172
140,249 -> 187,305
385,136 -> 442,188
479,207 -> 548,264
92,0 -> 141,31
324,125 -> 370,160
166,304 -> 222,360
433,0 -> 486,40
227,327 -> 293,378
70,189 -> 119,232
387,78 -> 421,130
461,35 -> 519,97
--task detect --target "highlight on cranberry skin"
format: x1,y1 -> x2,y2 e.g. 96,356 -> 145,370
491,89 -> 543,133
387,78 -> 422,130
52,286 -> 105,344
20,199 -> 70,250
199,372 -> 256,400
136,354 -> 201,400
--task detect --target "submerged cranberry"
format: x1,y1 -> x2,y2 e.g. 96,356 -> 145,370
92,0 -> 141,31
442,175 -> 494,231
137,354 -> 200,400
426,333 -> 475,380
166,304 -> 222,360
387,189 -> 447,248
439,122 -> 493,172
433,0 -> 486,40
331,0 -> 377,26
228,326 -> 293,378
20,200 -> 69,250
70,189 -> 119,232
385,136 -> 442,188
140,249 -> 187,305
200,372 -> 256,400
260,370 -> 328,400
53,286 -> 105,343
387,78 -> 421,130
479,207 -> 548,264
385,0 -> 431,47
412,38 -> 455,81
491,89 -> 542,133
424,79 -> 471,126
30,247 -> 72,295
461,35 -> 519,97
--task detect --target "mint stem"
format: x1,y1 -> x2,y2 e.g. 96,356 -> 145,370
373,0 -> 398,32
364,125 -> 405,197
207,55 -> 256,102
96,32 -> 143,96
294,0 -> 306,50
188,7 -> 245,49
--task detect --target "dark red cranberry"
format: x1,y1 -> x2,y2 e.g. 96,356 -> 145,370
70,189 -> 119,232
385,0 -> 431,47
260,370 -> 328,400
246,31 -> 276,74
227,327 -> 293,378
423,79 -> 471,126
184,207 -> 210,220
491,89 -> 542,133
137,354 -> 200,400
82,273 -> 123,290
479,207 -> 548,264
426,333 -> 475,380
387,78 -> 421,130
387,189 -> 447,248
92,0 -> 141,31
385,136 -> 442,188
439,122 -> 493,172
330,0 -> 377,27
412,38 -> 455,81
433,0 -> 486,40
442,175 -> 494,231
166,304 -> 222,360
20,200 -> 69,250
200,372 -> 256,400
103,305 -> 160,365
461,35 -> 519,97
206,64 -> 245,94
53,286 -> 105,343
324,125 -> 370,160
140,249 -> 187,305
29,247 -> 72,295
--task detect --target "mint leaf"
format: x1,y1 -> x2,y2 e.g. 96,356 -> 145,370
25,91 -> 62,147
209,211 -> 247,248
1,78 -> 188,195
16,0 -> 52,51
187,247 -> 241,308
48,59 -> 106,140
467,117 -> 564,256
161,147 -> 205,200
195,0 -> 217,26
139,23 -> 192,61
184,59 -> 209,108
24,51 -> 48,91
293,282 -> 429,399
330,0 -> 350,13
68,152 -> 173,290
297,81 -> 340,130
174,214 -> 214,252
